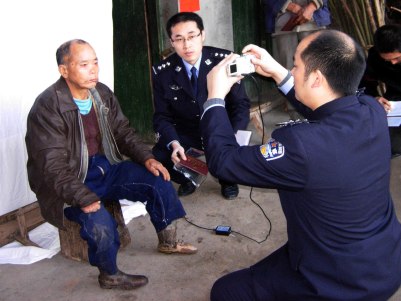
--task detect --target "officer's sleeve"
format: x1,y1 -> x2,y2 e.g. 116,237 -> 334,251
201,102 -> 308,190
225,80 -> 251,132
152,71 -> 180,147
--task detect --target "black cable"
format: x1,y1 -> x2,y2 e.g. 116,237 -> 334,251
233,187 -> 271,243
249,74 -> 266,142
184,216 -> 215,232
231,74 -> 272,244
184,186 -> 272,244
184,74 -> 272,244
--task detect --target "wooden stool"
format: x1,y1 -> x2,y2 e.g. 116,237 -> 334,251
59,200 -> 131,262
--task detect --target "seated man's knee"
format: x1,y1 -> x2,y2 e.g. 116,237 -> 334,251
83,208 -> 119,247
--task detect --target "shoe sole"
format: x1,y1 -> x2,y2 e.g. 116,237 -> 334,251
99,282 -> 148,290
158,247 -> 198,255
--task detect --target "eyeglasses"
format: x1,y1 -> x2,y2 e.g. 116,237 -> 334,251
171,32 -> 202,45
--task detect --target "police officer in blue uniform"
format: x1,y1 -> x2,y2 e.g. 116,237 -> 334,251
152,12 -> 250,199
201,30 -> 401,300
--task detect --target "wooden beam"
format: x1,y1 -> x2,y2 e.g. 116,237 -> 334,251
0,202 -> 45,247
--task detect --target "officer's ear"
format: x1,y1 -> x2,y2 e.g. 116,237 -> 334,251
201,30 -> 206,43
310,69 -> 324,89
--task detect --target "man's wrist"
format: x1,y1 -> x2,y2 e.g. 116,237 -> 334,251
168,140 -> 180,150
277,70 -> 292,87
307,1 -> 318,12
201,98 -> 226,120
203,98 -> 226,111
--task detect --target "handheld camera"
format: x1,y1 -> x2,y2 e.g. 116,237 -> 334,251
227,54 -> 256,77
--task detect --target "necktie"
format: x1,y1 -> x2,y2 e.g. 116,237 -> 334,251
190,66 -> 198,96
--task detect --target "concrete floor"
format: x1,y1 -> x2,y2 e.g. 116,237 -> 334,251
1,101 -> 401,301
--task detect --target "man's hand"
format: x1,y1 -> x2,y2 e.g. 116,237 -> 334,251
206,53 -> 244,100
286,2 -> 303,14
82,200 -> 101,213
241,44 -> 289,84
171,141 -> 186,164
376,96 -> 392,113
145,158 -> 171,181
295,2 -> 317,25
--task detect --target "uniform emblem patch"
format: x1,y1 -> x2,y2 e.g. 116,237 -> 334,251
260,138 -> 284,161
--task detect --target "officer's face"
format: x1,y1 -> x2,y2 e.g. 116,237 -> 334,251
380,51 -> 401,65
170,21 -> 205,65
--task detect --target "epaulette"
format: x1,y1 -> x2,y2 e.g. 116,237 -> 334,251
204,46 -> 232,61
211,51 -> 231,59
356,87 -> 365,97
202,49 -> 231,67
209,48 -> 232,61
152,60 -> 173,75
275,119 -> 316,127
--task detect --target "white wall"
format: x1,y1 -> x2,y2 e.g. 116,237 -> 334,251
198,0 -> 233,50
0,1 -> 113,215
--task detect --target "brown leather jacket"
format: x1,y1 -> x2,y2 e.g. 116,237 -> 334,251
25,77 -> 153,228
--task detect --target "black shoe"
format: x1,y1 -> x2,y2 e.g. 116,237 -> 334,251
221,184 -> 239,200
177,182 -> 196,196
98,270 -> 148,290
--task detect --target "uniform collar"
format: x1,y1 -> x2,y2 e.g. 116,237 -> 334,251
182,54 -> 202,77
310,94 -> 359,120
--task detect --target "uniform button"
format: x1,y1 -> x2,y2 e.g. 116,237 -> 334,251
192,100 -> 196,103
196,114 -> 200,117
174,97 -> 177,100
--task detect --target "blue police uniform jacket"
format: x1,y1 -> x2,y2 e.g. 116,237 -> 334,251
152,46 -> 250,150
201,89 -> 401,300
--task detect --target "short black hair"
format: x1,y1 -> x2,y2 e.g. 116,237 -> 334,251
300,30 -> 366,96
56,39 -> 88,65
166,12 -> 204,38
374,24 -> 401,53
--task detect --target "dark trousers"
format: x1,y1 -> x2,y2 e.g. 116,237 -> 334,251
64,155 -> 186,274
211,245 -> 319,301
211,268 -> 256,301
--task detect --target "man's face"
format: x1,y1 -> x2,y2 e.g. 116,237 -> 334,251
59,42 -> 99,97
170,21 -> 205,65
380,51 -> 401,65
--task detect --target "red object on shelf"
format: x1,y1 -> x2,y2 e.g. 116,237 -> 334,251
179,0 -> 200,12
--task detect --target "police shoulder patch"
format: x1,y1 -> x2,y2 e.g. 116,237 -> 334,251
260,138 -> 285,161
